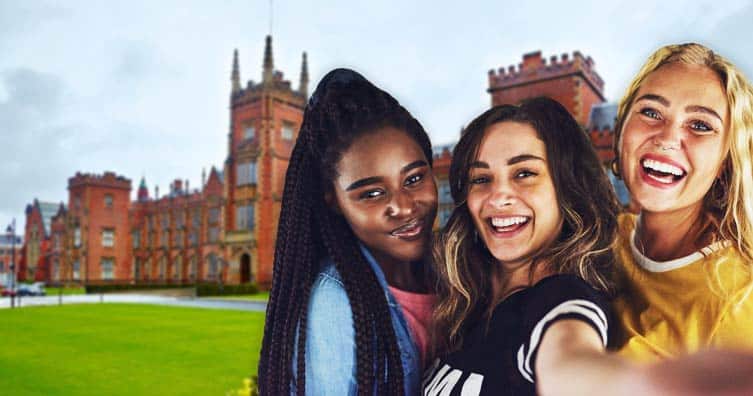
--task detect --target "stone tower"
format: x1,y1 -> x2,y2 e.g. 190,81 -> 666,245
487,51 -> 606,126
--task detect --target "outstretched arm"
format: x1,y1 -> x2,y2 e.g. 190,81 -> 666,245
535,320 -> 753,396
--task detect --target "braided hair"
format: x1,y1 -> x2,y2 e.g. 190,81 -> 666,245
258,68 -> 433,395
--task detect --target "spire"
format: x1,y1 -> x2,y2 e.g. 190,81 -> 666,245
231,49 -> 241,94
299,51 -> 309,98
138,177 -> 149,202
262,35 -> 274,84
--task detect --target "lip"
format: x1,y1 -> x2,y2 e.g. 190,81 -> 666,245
638,153 -> 688,189
390,218 -> 425,240
485,215 -> 530,239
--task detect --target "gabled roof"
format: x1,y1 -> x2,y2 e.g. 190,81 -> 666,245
34,200 -> 63,237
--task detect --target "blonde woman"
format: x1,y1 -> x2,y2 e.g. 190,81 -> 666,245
611,43 -> 753,361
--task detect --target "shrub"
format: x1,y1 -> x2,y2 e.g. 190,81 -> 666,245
195,283 -> 258,297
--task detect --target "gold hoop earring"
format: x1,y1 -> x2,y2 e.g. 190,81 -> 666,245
610,159 -> 621,179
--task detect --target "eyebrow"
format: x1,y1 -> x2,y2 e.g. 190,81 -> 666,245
344,160 -> 428,191
470,154 -> 544,170
635,94 -> 670,107
507,154 -> 544,165
685,105 -> 723,122
635,94 -> 723,122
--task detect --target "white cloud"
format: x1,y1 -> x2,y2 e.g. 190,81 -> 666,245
2,0 -> 752,231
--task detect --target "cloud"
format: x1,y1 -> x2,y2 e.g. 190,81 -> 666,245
0,68 -> 73,230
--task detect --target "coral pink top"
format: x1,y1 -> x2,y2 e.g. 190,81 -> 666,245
388,286 -> 437,369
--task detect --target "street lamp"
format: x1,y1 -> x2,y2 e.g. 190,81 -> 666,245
6,219 -> 17,309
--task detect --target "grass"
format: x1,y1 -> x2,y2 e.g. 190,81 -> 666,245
0,304 -> 265,396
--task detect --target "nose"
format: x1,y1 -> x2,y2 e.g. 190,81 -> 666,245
486,180 -> 516,209
386,190 -> 417,218
653,121 -> 683,151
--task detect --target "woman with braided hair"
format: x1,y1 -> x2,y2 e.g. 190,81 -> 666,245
258,68 -> 438,395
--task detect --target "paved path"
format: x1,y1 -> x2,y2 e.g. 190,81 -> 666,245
0,294 -> 267,312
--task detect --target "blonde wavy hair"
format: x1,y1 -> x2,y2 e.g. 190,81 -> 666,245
613,43 -> 753,277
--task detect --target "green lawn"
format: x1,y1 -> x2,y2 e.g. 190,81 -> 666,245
0,304 -> 265,396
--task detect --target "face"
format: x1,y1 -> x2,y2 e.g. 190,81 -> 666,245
466,121 -> 563,270
331,127 -> 438,266
619,63 -> 729,214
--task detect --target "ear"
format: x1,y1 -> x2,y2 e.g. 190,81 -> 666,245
324,190 -> 341,215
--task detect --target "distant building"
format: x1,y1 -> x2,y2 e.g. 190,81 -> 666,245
488,50 -> 606,126
22,199 -> 63,281
24,36 -> 307,289
0,234 -> 23,285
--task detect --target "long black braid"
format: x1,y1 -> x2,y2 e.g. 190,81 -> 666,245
258,68 -> 433,395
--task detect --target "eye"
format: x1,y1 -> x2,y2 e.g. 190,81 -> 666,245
359,189 -> 384,200
639,107 -> 662,120
688,120 -> 714,133
469,175 -> 490,185
514,169 -> 537,179
404,173 -> 424,186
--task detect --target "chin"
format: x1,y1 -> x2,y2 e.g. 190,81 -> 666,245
632,193 -> 683,214
391,246 -> 426,263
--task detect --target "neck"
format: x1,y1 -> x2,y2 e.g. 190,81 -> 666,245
490,259 -> 549,304
637,203 -> 708,261
371,250 -> 426,293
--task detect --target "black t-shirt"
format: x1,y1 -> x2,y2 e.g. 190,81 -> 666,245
422,275 -> 612,396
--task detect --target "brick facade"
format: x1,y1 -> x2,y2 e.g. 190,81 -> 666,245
21,36 -> 307,289
488,51 -> 606,126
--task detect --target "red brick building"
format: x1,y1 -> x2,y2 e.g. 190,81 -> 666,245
488,51 -> 606,126
26,35 -> 307,289
64,172 -> 133,283
223,35 -> 307,286
21,200 -> 63,281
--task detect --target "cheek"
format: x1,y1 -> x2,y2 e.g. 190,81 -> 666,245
339,202 -> 378,236
529,185 -> 560,227
619,119 -> 645,163
466,192 -> 485,226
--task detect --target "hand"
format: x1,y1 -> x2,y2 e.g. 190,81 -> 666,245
638,349 -> 753,396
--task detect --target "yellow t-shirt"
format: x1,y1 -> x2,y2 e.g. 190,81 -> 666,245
613,213 -> 753,363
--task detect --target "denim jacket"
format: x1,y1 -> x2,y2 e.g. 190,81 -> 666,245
291,244 -> 421,395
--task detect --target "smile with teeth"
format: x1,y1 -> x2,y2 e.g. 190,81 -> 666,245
489,216 -> 530,233
391,219 -> 423,238
641,158 -> 686,184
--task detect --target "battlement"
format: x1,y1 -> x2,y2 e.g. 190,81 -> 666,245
488,50 -> 604,95
68,171 -> 132,190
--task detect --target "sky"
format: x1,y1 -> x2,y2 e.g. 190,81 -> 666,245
1,0 -> 752,234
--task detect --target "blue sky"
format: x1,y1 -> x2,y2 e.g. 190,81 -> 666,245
1,0 -> 752,233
